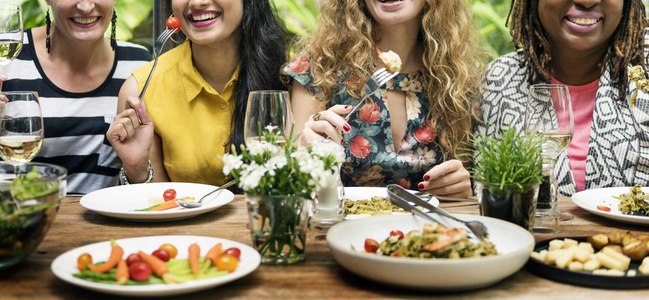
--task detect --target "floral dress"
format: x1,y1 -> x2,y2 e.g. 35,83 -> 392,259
284,54 -> 445,189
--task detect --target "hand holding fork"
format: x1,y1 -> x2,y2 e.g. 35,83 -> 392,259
305,68 -> 398,145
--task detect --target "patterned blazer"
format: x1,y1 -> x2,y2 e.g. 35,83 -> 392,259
477,39 -> 649,197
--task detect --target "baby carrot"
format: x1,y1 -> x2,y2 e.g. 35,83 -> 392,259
88,239 -> 124,273
116,259 -> 128,284
150,200 -> 179,211
188,243 -> 200,276
137,250 -> 169,278
204,243 -> 222,266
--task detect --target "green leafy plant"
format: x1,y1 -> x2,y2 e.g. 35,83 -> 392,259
473,127 -> 544,191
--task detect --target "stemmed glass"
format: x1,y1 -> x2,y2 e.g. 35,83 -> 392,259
0,2 -> 23,67
524,84 -> 574,234
0,92 -> 44,175
243,90 -> 292,145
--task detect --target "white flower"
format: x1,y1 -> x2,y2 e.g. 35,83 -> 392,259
222,153 -> 243,175
310,139 -> 345,163
239,162 -> 268,192
246,140 -> 281,156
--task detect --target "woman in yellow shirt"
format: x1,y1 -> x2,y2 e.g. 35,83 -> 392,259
106,0 -> 286,185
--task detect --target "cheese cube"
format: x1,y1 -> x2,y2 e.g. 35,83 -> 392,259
556,248 -> 576,269
583,260 -> 601,271
549,239 -> 564,251
563,238 -> 579,249
601,247 -> 631,270
568,261 -> 584,271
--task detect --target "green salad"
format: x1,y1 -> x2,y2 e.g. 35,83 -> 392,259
614,185 -> 649,217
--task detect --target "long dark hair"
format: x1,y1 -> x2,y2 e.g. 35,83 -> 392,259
234,0 -> 287,147
167,0 -> 287,147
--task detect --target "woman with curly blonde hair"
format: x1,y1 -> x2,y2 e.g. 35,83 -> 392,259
284,0 -> 483,197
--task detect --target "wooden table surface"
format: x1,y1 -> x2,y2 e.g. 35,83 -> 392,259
2,195 -> 648,300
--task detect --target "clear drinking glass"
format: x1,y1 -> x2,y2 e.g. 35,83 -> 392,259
524,84 -> 574,233
0,3 -> 23,67
0,92 -> 44,174
243,90 -> 292,145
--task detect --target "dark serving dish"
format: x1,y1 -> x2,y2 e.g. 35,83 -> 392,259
526,236 -> 649,289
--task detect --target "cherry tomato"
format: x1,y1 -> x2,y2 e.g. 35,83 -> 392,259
152,249 -> 171,262
216,254 -> 239,273
159,243 -> 178,258
163,189 -> 177,201
223,247 -> 241,260
129,262 -> 152,281
77,253 -> 92,271
390,252 -> 401,257
597,206 -> 611,212
126,253 -> 143,266
364,238 -> 380,253
166,16 -> 181,33
390,230 -> 404,240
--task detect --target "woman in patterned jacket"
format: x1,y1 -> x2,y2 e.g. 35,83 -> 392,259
284,0 -> 483,198
478,0 -> 648,196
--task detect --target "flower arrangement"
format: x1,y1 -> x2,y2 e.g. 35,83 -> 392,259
222,126 -> 345,263
223,126 -> 345,197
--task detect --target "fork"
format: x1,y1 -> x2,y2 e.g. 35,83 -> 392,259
343,68 -> 399,121
139,28 -> 176,100
387,184 -> 489,241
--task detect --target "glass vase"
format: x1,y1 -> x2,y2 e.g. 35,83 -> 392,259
245,194 -> 309,264
474,180 -> 539,232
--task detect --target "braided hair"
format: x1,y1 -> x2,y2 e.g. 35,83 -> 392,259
507,0 -> 648,99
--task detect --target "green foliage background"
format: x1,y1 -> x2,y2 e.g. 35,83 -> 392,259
15,0 -> 649,60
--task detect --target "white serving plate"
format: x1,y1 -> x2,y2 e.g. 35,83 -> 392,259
343,187 -> 439,220
80,182 -> 234,222
571,186 -> 649,226
51,235 -> 260,297
327,214 -> 534,290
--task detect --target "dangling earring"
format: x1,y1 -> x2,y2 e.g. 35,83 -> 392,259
45,9 -> 51,53
110,8 -> 116,51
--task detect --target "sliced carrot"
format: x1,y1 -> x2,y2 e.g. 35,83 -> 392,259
88,239 -> 124,273
116,259 -> 128,284
204,243 -> 222,266
188,243 -> 200,276
150,200 -> 179,211
138,250 -> 169,278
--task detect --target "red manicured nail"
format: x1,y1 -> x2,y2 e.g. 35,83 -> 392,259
417,183 -> 424,190
345,105 -> 350,109
423,174 -> 430,181
341,140 -> 346,147
343,124 -> 351,132
137,108 -> 143,116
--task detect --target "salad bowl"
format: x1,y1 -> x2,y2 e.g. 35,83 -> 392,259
326,214 -> 534,290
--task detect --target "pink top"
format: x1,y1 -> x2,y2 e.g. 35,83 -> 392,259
551,78 -> 599,191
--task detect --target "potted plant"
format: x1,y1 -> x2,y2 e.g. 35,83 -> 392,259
222,126 -> 344,264
472,127 -> 544,231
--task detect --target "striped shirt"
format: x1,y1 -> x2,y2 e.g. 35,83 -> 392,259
1,28 -> 151,194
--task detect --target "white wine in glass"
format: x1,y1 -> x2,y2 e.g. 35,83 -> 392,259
0,3 -> 23,67
244,90 -> 292,145
525,84 -> 574,230
0,92 -> 44,169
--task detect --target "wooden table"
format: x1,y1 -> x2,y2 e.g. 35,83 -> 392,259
2,195 -> 648,299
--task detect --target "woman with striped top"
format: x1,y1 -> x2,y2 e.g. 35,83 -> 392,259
0,0 -> 151,194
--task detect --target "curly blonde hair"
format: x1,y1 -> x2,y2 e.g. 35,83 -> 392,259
303,0 -> 484,161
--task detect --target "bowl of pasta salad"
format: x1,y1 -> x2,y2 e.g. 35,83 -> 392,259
326,214 -> 534,290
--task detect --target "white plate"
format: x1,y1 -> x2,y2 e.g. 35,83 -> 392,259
343,187 -> 439,220
51,235 -> 260,297
327,214 -> 534,290
571,187 -> 649,226
80,182 -> 234,222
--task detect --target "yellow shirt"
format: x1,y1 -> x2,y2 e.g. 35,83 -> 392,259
132,41 -> 237,186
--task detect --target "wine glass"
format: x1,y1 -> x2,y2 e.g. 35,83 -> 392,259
0,3 -> 23,67
243,90 -> 292,146
0,92 -> 44,174
524,84 -> 574,233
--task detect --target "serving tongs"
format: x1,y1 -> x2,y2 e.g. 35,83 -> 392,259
386,184 -> 489,241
